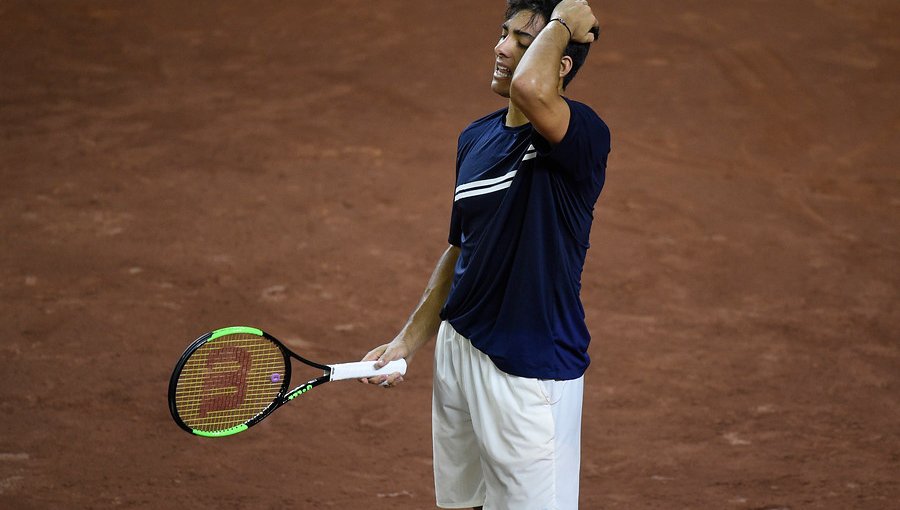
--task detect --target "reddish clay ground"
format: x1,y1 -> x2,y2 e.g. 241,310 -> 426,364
1,1 -> 898,508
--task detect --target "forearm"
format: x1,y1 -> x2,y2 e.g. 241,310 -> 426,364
397,245 -> 460,354
510,20 -> 569,112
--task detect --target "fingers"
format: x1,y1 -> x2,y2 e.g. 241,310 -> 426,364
371,348 -> 407,386
553,0 -> 600,43
374,346 -> 401,369
359,334 -> 414,386
363,371 -> 405,387
361,345 -> 387,363
377,372 -> 405,388
359,345 -> 388,384
358,343 -> 410,386
584,21 -> 600,43
575,13 -> 599,43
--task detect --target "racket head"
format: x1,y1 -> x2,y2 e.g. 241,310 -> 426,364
168,326 -> 292,437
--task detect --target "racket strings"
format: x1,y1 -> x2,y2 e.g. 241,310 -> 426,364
174,333 -> 287,432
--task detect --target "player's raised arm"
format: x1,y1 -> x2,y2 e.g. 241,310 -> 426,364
510,0 -> 598,144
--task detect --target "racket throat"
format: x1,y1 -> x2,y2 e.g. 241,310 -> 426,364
285,376 -> 326,401
286,384 -> 313,400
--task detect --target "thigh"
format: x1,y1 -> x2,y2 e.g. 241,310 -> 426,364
540,376 -> 585,510
433,322 -> 486,508
436,323 -> 586,510
459,341 -> 558,509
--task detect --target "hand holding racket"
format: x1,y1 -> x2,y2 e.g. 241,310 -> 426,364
359,339 -> 413,388
168,326 -> 407,437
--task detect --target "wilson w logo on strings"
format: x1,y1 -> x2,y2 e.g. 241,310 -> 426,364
198,346 -> 252,417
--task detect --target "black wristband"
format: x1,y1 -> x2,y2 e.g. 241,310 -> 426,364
549,18 -> 572,40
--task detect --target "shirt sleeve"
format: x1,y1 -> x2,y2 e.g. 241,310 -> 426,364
532,98 -> 610,182
448,201 -> 462,246
447,135 -> 465,246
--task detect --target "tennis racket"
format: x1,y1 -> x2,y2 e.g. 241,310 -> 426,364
168,325 -> 407,438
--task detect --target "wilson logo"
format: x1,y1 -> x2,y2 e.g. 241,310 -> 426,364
198,346 -> 252,417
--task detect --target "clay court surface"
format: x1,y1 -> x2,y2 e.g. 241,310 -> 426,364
1,0 -> 898,508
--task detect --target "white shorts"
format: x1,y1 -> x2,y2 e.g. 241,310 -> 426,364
432,321 -> 584,510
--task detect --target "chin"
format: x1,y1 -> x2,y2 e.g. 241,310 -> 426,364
491,79 -> 511,98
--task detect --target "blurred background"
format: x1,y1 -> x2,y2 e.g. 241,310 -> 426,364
1,1 -> 897,508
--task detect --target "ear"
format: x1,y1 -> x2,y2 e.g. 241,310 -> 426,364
559,55 -> 574,82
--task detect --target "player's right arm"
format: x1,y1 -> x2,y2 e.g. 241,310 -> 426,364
360,244 -> 460,386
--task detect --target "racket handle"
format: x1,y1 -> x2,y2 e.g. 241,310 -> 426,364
329,359 -> 408,382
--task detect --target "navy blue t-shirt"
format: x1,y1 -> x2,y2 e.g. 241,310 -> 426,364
439,98 -> 610,380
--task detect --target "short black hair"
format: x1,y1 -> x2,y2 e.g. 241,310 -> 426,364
505,0 -> 593,88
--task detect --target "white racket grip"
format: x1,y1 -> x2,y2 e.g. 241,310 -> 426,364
329,359 -> 408,382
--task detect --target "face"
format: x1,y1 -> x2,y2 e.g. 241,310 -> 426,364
492,10 -> 546,98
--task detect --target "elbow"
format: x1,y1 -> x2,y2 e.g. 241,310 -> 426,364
510,73 -> 555,113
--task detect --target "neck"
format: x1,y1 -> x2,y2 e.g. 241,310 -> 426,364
505,101 -> 530,127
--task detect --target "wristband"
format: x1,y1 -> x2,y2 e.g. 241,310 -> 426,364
549,17 -> 572,40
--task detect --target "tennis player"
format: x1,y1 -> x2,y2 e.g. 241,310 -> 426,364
362,1 -> 609,508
